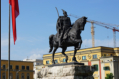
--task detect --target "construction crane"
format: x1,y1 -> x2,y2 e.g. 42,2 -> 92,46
69,14 -> 119,47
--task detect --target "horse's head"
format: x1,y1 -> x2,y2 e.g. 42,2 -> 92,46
74,16 -> 87,30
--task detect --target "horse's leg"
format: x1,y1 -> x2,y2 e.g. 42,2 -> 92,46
76,35 -> 82,50
76,40 -> 82,50
49,35 -> 54,53
73,46 -> 78,62
52,47 -> 58,64
61,47 -> 68,63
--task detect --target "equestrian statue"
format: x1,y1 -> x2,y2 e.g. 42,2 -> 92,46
49,9 -> 87,64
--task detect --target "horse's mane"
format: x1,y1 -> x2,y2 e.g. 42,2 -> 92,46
75,17 -> 87,24
71,16 -> 87,30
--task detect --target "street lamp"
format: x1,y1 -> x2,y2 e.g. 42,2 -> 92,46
16,70 -> 21,79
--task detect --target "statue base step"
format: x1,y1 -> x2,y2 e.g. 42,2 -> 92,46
37,62 -> 95,79
48,62 -> 84,67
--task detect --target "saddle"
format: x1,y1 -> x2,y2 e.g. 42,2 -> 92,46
55,28 -> 71,44
63,28 -> 71,40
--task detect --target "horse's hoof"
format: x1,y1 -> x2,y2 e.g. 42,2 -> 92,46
66,56 -> 68,63
72,57 -> 78,62
76,48 -> 79,50
52,60 -> 55,64
76,47 -> 80,50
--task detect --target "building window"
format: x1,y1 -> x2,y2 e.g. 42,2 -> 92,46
93,55 -> 97,59
33,71 -> 35,74
33,63 -> 35,66
103,66 -> 110,70
26,66 -> 29,70
46,61 -> 49,64
82,56 -> 86,60
16,65 -> 19,70
2,73 -> 5,79
10,65 -> 12,69
63,58 -> 66,62
3,75 -> 5,79
55,60 -> 58,63
16,73 -> 19,79
111,54 -> 113,56
10,73 -> 13,79
104,54 -> 106,56
3,65 -> 6,69
22,66 -> 25,70
93,64 -> 98,71
27,73 -> 30,79
21,73 -> 24,79
37,63 -> 39,65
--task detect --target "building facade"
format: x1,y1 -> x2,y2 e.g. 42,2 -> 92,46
100,56 -> 119,79
23,59 -> 43,79
42,46 -> 119,79
1,60 -> 33,79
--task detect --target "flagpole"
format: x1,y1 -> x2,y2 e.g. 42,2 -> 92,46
8,3 -> 10,79
0,0 -> 1,78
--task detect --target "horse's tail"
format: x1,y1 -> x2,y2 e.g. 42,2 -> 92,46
49,34 -> 54,53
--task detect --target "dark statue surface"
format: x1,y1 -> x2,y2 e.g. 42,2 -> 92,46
49,9 -> 87,64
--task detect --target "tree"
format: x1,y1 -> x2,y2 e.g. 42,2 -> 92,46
105,73 -> 114,79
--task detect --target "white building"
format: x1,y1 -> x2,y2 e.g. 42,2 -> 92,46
35,65 -> 48,79
23,59 -> 43,79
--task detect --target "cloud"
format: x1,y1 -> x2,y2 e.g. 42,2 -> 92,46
1,38 -> 13,47
29,54 -> 41,59
25,48 -> 49,60
30,48 -> 49,54
1,36 -> 24,47
22,38 -> 119,60
82,39 -> 119,48
1,36 -> 45,60
1,39 -> 8,47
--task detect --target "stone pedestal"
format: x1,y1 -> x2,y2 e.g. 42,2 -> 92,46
37,62 -> 95,79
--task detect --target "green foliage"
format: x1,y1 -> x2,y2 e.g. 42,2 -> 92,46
105,73 -> 114,79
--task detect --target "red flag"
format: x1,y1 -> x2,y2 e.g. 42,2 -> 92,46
9,0 -> 19,44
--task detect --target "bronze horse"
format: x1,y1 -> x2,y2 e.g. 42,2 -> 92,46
49,17 -> 87,64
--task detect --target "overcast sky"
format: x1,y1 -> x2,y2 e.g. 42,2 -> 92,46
1,0 -> 119,60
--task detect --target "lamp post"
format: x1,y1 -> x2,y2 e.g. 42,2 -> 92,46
16,70 -> 21,79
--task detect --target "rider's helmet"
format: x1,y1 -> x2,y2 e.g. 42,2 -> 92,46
62,9 -> 67,17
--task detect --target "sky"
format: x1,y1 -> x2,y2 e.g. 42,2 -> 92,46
1,0 -> 119,60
